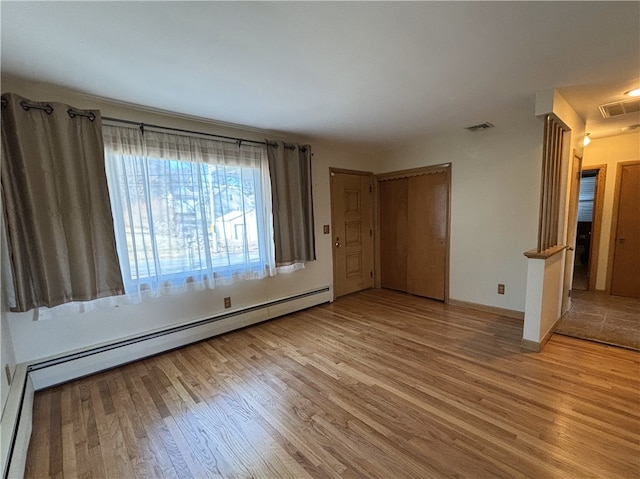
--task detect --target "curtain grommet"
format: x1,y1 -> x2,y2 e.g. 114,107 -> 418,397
67,109 -> 96,121
20,100 -> 53,114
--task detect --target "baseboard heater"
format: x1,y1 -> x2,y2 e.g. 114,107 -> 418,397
2,286 -> 330,479
28,287 -> 330,377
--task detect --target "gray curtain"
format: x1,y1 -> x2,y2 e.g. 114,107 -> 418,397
1,93 -> 124,312
266,141 -> 315,265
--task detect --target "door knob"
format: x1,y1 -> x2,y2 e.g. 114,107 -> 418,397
335,237 -> 341,247
618,237 -> 626,243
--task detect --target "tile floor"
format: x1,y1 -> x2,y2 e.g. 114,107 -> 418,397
555,289 -> 640,351
571,263 -> 589,291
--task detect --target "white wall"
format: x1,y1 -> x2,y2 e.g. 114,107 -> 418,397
582,132 -> 640,290
376,104 -> 543,312
1,76 -> 381,365
0,312 -> 16,414
1,189 -> 17,414
522,251 -> 564,344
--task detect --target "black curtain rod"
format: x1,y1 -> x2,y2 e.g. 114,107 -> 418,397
102,116 -> 308,152
0,97 -> 307,152
102,116 -> 271,147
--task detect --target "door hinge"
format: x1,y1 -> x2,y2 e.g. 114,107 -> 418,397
370,271 -> 373,278
370,228 -> 373,237
369,185 -> 372,193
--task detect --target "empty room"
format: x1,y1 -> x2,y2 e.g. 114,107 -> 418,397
1,2 -> 639,478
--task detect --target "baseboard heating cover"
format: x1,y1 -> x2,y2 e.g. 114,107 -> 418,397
1,286 -> 330,479
1,365 -> 33,479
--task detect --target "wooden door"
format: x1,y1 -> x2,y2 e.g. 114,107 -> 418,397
379,178 -> 408,292
377,164 -> 450,301
587,166 -> 607,291
563,153 -> 582,313
331,170 -> 374,297
610,163 -> 640,298
407,172 -> 448,300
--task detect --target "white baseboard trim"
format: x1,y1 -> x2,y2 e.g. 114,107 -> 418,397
1,286 -> 330,479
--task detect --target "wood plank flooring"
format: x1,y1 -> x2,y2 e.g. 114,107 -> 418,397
25,289 -> 640,478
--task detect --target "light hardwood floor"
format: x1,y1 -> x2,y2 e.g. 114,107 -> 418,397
25,289 -> 640,478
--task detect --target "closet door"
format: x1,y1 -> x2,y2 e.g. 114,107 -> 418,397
379,178 -> 408,292
406,172 -> 448,300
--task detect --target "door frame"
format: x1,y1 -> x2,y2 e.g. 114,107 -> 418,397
374,163 -> 451,303
329,167 -> 375,300
606,160 -> 640,293
562,151 -> 582,314
580,165 -> 606,291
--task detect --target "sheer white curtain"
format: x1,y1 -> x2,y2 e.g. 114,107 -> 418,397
103,125 -> 277,300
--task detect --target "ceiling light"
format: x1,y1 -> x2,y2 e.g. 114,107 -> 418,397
583,133 -> 591,147
626,88 -> 640,97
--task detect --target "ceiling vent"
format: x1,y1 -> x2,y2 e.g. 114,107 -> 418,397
465,122 -> 494,131
599,98 -> 640,118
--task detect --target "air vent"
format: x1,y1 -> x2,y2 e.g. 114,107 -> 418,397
465,122 -> 494,131
599,99 -> 640,118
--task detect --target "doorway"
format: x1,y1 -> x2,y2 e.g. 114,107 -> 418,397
330,169 -> 374,298
555,161 -> 639,350
572,166 -> 605,291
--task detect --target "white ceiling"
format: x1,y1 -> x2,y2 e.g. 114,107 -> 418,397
2,1 -> 639,146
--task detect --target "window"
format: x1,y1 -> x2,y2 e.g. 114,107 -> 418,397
103,126 -> 276,297
577,174 -> 596,222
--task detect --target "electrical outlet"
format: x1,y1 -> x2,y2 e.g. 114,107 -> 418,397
498,284 -> 505,295
323,225 -> 330,234
224,297 -> 231,309
5,364 -> 12,385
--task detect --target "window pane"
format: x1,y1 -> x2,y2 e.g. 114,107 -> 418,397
113,154 -> 263,284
